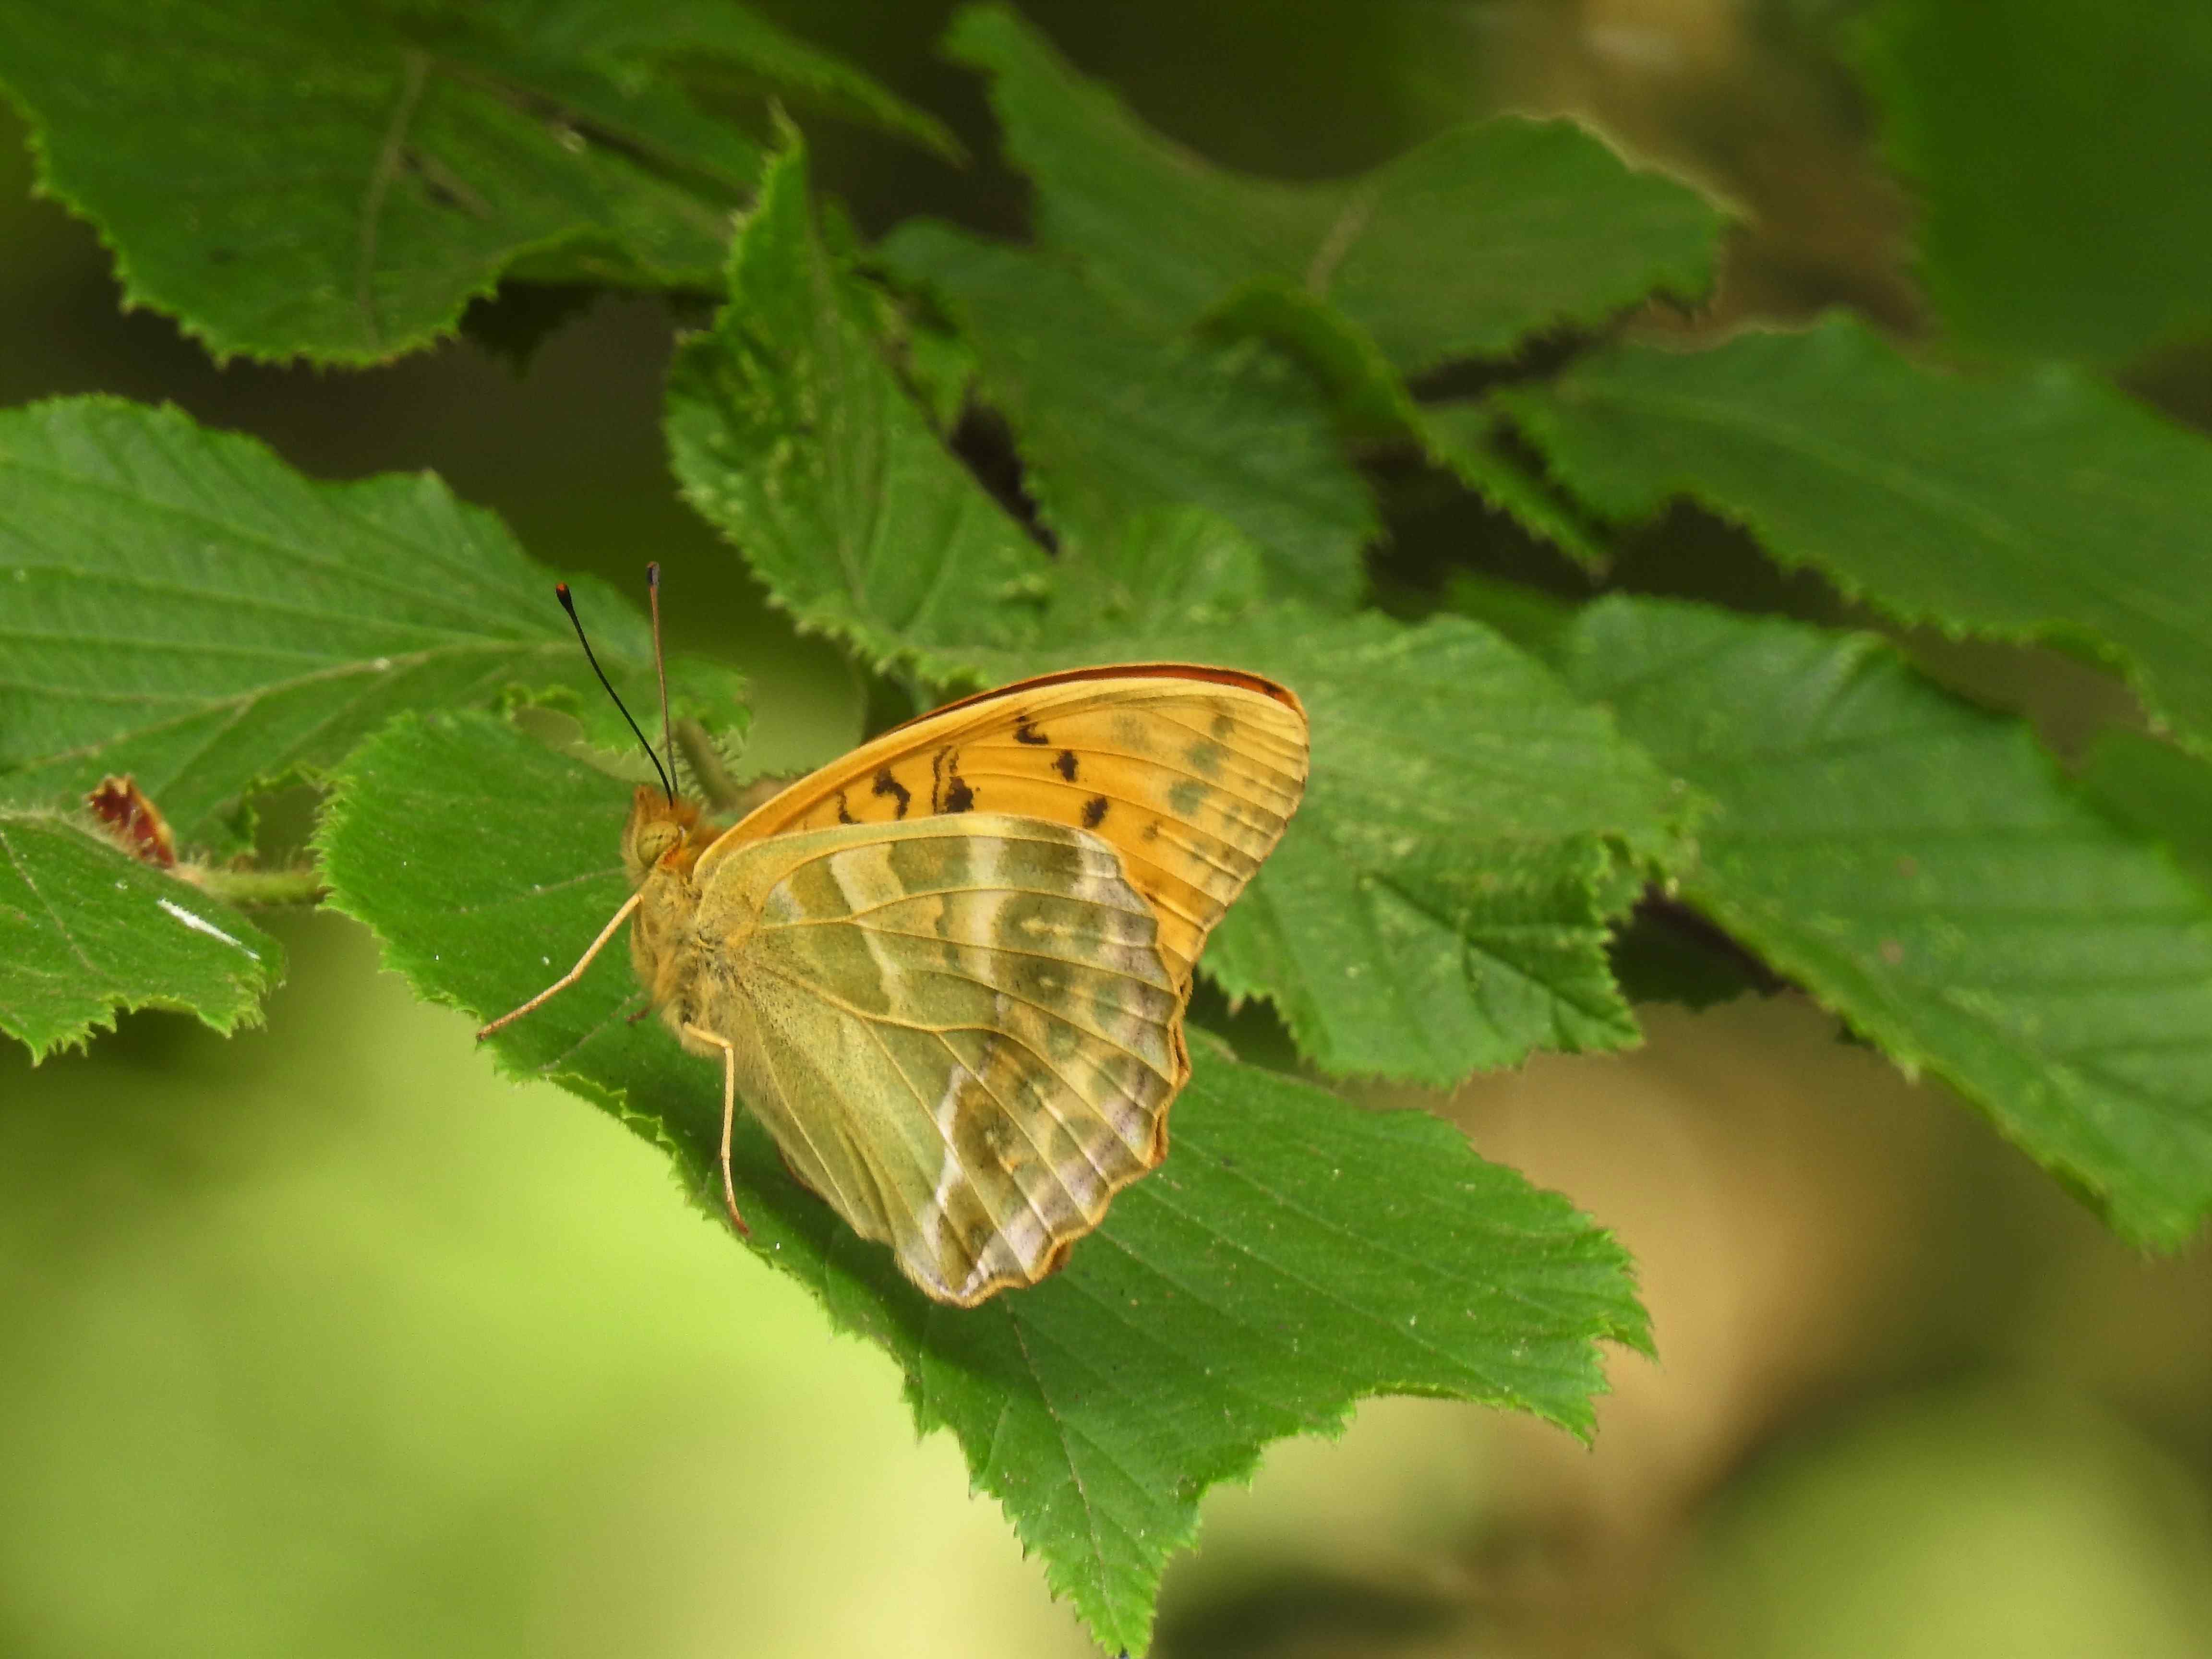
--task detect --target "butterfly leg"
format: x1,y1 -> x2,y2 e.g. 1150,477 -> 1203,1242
683,1023 -> 753,1239
475,892 -> 642,1041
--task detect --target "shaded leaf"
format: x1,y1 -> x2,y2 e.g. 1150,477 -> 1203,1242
0,397 -> 745,854
1855,0 -> 2212,364
1564,598 -> 2212,1249
2077,730 -> 2212,891
317,709 -> 1650,1657
509,0 -> 958,161
1606,896 -> 1783,1011
877,220 -> 1378,609
0,0 -> 948,362
1205,284 -> 1611,568
0,811 -> 280,1059
1417,399 -> 1611,571
1208,276 -> 1422,441
945,2 -> 1724,373
1499,315 -> 2212,756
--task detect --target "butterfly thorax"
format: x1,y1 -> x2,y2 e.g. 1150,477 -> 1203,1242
619,786 -> 724,1039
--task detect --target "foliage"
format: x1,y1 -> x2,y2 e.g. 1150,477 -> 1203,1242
670,140 -> 1696,1086
1562,600 -> 2212,1248
0,397 -> 746,854
0,810 -> 280,1058
4,0 -> 2211,1649
0,0 -> 951,362
1496,317 -> 2212,758
318,709 -> 1647,1653
1853,0 -> 2212,365
943,3 -> 1725,372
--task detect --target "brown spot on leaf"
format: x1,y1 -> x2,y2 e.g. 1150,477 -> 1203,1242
86,776 -> 176,868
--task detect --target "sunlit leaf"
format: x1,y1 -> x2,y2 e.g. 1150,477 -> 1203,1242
665,142 -> 1052,683
0,397 -> 745,853
0,811 -> 280,1059
318,709 -> 1650,1657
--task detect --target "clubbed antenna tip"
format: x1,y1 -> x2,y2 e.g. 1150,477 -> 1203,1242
555,580 -> 675,804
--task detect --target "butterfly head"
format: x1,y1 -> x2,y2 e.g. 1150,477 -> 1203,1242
621,784 -> 707,885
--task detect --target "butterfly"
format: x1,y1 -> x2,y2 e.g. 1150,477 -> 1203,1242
479,567 -> 1309,1305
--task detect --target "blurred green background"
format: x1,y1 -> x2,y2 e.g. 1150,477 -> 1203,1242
6,3 -> 2212,1655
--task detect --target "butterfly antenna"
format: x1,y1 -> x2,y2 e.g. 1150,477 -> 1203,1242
646,561 -> 675,791
554,581 -> 676,804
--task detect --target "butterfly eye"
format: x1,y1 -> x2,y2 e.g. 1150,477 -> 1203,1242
623,817 -> 685,881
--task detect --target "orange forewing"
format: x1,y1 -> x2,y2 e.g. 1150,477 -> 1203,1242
702,665 -> 1310,987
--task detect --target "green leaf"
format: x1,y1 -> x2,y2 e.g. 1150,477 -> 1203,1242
0,0 -> 948,362
1854,0 -> 2212,365
0,812 -> 281,1059
317,709 -> 1649,1658
0,397 -> 746,854
666,141 -> 1053,683
995,603 -> 1694,1083
2077,730 -> 2212,891
876,220 -> 1378,609
1498,315 -> 2212,757
945,2 -> 1725,374
1563,598 -> 2212,1249
668,138 -> 1693,1082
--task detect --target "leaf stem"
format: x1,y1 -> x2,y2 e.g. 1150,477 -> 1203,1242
183,864 -> 328,907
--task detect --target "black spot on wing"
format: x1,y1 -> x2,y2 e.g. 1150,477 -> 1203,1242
872,768 -> 911,818
1082,795 -> 1109,829
834,790 -> 855,825
929,745 -> 977,812
1054,749 -> 1079,781
1013,715 -> 1051,745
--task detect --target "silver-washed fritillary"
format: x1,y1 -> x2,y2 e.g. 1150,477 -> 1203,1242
479,573 -> 1308,1306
